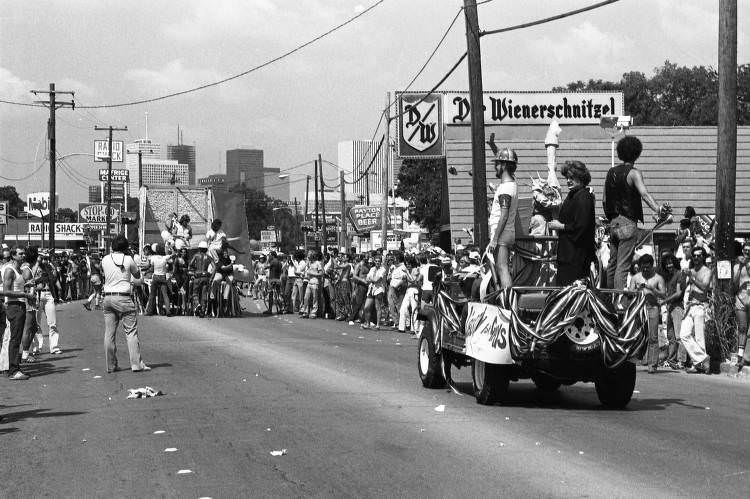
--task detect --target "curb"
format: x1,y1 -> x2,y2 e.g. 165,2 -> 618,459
718,361 -> 750,378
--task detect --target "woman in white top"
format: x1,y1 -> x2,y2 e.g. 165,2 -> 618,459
206,218 -> 227,263
145,243 -> 174,316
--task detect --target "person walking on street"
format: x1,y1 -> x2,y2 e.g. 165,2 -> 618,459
387,252 -> 408,329
102,235 -> 150,373
2,246 -> 37,380
628,254 -> 666,373
602,135 -> 670,293
33,250 -> 63,354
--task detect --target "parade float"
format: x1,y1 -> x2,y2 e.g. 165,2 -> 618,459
416,122 -> 658,408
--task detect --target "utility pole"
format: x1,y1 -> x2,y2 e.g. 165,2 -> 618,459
463,0 -> 490,249
715,0 -> 737,293
305,175 -> 310,250
95,125 -> 128,252
31,83 -> 74,251
319,153 -> 328,254
314,160 -> 320,238
339,170 -> 347,251
381,93 -> 391,252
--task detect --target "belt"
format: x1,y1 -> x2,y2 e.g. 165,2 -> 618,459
104,292 -> 132,296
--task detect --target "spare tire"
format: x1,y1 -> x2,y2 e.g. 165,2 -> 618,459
561,310 -> 601,356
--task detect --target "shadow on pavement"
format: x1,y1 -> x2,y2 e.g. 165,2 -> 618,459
0,427 -> 20,435
447,380 -> 704,411
20,361 -> 72,378
1,408 -> 86,425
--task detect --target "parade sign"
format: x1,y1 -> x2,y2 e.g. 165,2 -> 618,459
348,205 -> 388,233
94,140 -> 124,162
0,201 -> 7,225
444,91 -> 624,125
27,191 -> 51,217
397,92 -> 444,158
98,168 -> 130,182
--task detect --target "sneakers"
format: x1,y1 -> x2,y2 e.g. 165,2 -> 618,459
21,354 -> 37,364
132,364 -> 151,372
686,360 -> 710,374
50,348 -> 63,355
9,371 -> 30,380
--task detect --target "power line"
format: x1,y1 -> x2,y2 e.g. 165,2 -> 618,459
75,0 -> 385,109
0,160 -> 46,181
480,0 -> 620,37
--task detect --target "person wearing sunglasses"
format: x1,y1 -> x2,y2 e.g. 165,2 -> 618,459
679,247 -> 712,374
731,241 -> 750,368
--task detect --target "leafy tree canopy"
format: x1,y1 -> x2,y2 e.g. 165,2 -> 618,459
552,60 -> 750,126
394,158 -> 444,237
0,186 -> 27,217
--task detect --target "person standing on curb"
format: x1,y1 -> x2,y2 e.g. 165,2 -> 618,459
2,246 -> 36,380
679,247 -> 712,374
34,250 -> 63,354
102,234 -> 150,373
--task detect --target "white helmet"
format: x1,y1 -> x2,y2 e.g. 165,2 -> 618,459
198,241 -> 208,249
151,243 -> 158,252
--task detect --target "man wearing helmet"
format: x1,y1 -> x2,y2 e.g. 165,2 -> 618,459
188,241 -> 213,317
486,145 -> 519,289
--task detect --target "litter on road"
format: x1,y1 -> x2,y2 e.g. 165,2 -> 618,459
270,449 -> 287,456
434,404 -> 445,412
127,387 -> 163,399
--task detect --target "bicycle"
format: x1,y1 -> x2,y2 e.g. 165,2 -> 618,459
263,279 -> 284,314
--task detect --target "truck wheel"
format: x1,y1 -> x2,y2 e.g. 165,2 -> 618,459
472,359 -> 509,405
532,374 -> 561,392
563,311 -> 601,356
595,361 -> 636,409
418,323 -> 446,389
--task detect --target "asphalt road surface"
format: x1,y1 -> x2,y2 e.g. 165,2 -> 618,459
2,297 -> 749,498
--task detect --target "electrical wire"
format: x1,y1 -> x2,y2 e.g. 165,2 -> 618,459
480,0 -> 620,37
75,0 -> 384,109
0,160 -> 46,181
57,160 -> 90,189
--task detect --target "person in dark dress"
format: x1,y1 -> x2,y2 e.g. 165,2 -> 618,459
548,160 -> 596,286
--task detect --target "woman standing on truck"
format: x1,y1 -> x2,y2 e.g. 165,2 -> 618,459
548,160 -> 596,286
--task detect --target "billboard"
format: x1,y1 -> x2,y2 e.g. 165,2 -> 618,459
94,140 -> 124,162
98,168 -> 130,182
78,203 -> 122,230
397,92 -> 444,158
348,205 -> 389,233
26,191 -> 52,217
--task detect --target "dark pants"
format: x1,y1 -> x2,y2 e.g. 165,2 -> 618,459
22,309 -> 40,352
4,302 -> 27,375
146,275 -> 172,315
556,260 -> 592,287
192,276 -> 210,311
284,277 -> 297,313
349,284 -> 367,322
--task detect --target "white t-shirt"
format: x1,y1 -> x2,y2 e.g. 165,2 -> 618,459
488,181 -> 518,243
206,229 -> 226,248
102,253 -> 137,293
150,254 -> 171,276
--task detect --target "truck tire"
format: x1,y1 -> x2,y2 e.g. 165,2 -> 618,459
595,361 -> 636,409
532,373 -> 561,392
418,320 -> 446,389
472,359 -> 509,405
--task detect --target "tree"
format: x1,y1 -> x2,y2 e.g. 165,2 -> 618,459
552,61 -> 750,126
394,158 -> 444,238
0,186 -> 27,216
56,207 -> 77,222
231,184 -> 301,253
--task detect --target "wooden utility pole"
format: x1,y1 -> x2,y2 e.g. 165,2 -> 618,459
381,93 -> 391,252
715,0 -> 737,291
31,83 -> 74,251
304,175 -> 310,250
95,125 -> 128,252
463,0 -> 489,249
339,170 -> 347,251
314,159 -> 320,233
319,153 -> 328,253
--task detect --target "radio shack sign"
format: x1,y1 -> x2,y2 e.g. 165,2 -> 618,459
94,140 -> 124,162
28,222 -> 84,240
98,168 -> 129,182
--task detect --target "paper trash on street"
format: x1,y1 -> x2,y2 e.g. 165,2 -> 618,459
270,449 -> 287,456
126,386 -> 163,399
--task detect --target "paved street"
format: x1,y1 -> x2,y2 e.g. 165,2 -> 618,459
2,297 -> 749,498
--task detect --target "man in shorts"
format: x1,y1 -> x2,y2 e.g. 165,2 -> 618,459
487,148 -> 519,288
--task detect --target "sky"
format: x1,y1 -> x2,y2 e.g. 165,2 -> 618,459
1,0 -> 747,209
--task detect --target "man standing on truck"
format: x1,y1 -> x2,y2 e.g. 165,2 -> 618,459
602,135 -> 669,293
487,148 -> 519,289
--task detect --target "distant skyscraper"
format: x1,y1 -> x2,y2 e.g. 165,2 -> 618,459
337,140 -> 386,204
125,139 -> 160,194
226,148 -> 263,189
167,144 -> 196,184
264,167 -> 289,202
